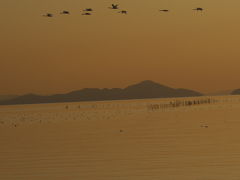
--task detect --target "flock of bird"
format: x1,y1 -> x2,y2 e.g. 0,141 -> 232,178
43,4 -> 204,17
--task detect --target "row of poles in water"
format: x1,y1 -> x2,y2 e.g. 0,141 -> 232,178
147,98 -> 216,111
64,97 -> 217,110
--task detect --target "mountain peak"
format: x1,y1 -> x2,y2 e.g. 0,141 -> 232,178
141,80 -> 155,83
126,80 -> 169,89
139,80 -> 160,85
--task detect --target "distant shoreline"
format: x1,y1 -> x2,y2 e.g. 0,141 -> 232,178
0,80 -> 203,106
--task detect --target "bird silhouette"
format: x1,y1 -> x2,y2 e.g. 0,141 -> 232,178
82,12 -> 92,15
110,4 -> 119,9
159,9 -> 169,12
193,7 -> 204,11
43,13 -> 53,17
118,10 -> 127,14
84,8 -> 93,12
60,10 -> 70,14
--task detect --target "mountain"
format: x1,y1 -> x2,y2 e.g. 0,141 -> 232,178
0,95 -> 18,101
206,89 -> 233,96
231,89 -> 240,95
0,80 -> 202,105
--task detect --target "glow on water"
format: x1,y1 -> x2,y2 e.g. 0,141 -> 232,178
1,96 -> 240,180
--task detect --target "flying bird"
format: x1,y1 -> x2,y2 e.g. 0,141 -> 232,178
193,7 -> 204,11
82,12 -> 92,15
110,4 -> 119,9
118,10 -> 127,14
43,13 -> 53,17
159,9 -> 169,12
84,8 -> 93,12
60,10 -> 70,14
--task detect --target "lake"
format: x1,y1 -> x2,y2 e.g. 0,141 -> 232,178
1,96 -> 240,180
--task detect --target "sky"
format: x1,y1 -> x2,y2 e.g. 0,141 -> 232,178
1,0 -> 240,95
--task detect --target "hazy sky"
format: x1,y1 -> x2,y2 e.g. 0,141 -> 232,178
1,0 -> 240,95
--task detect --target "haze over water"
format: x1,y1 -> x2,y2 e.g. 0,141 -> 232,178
2,1 -> 240,179
1,0 -> 240,95
1,96 -> 240,179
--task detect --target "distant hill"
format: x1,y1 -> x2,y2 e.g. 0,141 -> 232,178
0,95 -> 18,101
231,89 -> 240,95
206,89 -> 233,96
0,80 -> 202,105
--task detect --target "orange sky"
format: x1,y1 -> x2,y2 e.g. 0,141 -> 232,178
1,0 -> 240,95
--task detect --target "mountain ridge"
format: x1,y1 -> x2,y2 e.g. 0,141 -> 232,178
231,89 -> 240,95
0,80 -> 202,105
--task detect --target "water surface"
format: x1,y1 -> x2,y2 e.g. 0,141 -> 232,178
1,96 -> 240,180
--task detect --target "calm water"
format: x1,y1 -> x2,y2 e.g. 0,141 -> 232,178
1,96 -> 240,180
